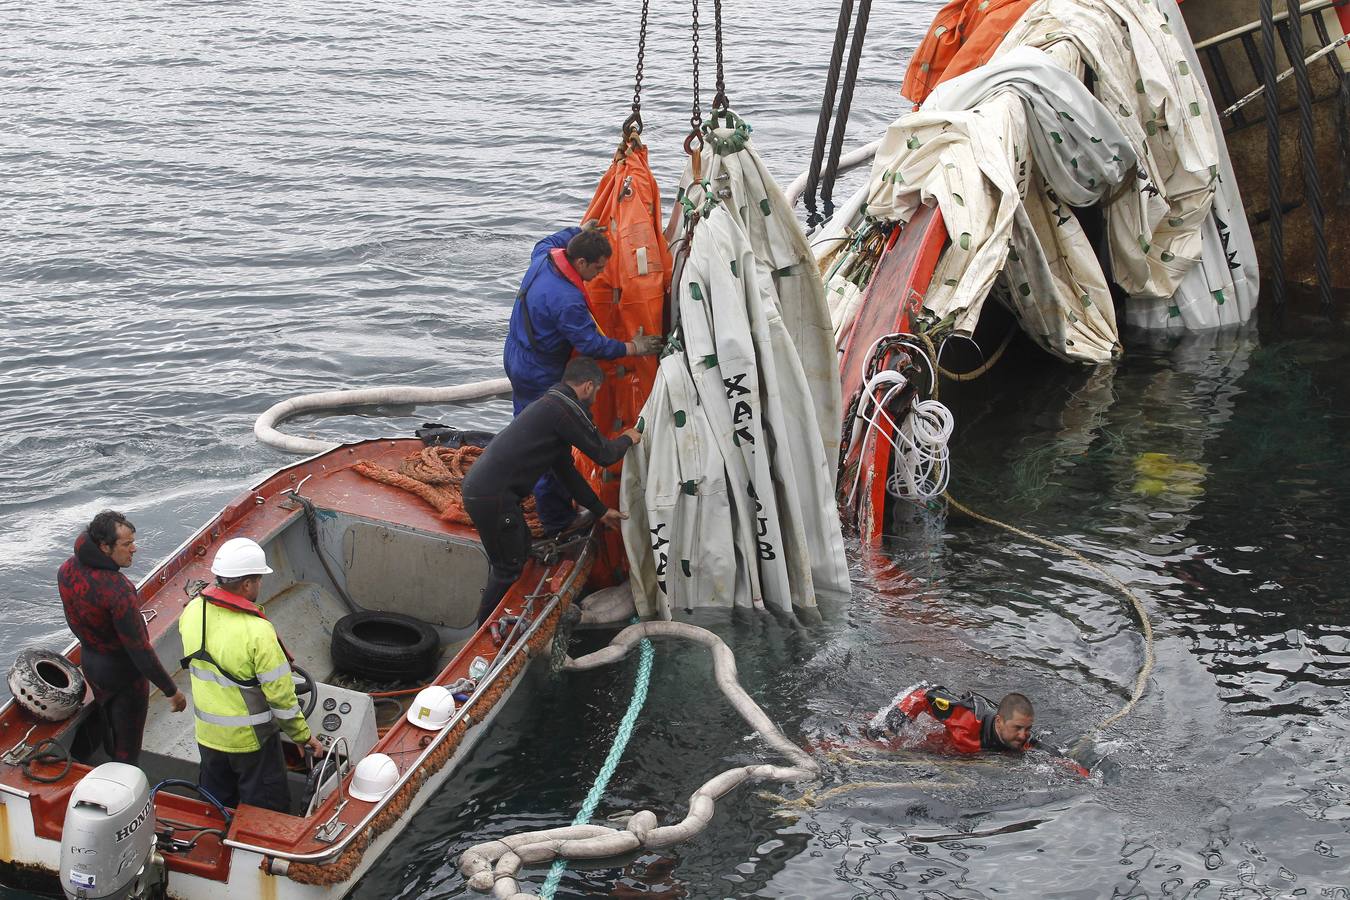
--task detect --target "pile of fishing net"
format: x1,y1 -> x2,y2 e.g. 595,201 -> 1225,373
352,445 -> 544,537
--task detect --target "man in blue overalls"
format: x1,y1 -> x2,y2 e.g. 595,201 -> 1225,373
504,223 -> 662,535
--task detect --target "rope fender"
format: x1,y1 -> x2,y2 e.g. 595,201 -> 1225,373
457,621 -> 820,899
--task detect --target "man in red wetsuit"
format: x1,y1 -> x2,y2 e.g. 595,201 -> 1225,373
870,684 -> 1035,754
58,510 -> 187,764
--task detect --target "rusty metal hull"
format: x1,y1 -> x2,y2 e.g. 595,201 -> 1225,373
1188,0 -> 1350,294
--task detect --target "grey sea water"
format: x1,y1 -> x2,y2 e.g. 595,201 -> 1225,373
3,1 -> 1349,897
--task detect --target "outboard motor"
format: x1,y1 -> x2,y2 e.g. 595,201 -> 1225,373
59,763 -> 166,900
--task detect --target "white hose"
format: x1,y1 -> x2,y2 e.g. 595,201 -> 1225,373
885,399 -> 953,501
783,140 -> 882,208
253,378 -> 512,455
854,384 -> 952,504
458,622 -> 819,899
845,335 -> 954,509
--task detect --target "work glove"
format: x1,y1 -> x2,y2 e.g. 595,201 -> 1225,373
629,326 -> 665,356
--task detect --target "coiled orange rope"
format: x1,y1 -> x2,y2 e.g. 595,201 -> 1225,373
353,445 -> 544,536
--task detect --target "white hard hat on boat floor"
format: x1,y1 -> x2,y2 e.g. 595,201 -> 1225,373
406,685 -> 455,730
348,753 -> 399,802
211,537 -> 274,578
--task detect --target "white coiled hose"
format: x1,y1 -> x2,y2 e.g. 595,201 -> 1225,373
847,336 -> 954,507
887,397 -> 953,501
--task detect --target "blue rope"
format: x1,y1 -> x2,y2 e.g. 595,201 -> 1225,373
539,634 -> 655,899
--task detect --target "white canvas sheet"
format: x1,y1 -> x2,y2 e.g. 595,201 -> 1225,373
621,126 -> 850,618
1123,0 -> 1260,330
620,354 -> 745,618
997,0 -> 1257,328
868,46 -> 1136,362
862,0 -> 1258,357
709,129 -> 845,463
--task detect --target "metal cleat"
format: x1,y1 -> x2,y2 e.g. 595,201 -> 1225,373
1,725 -> 37,766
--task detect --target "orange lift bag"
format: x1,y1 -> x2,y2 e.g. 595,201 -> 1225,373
576,139 -> 673,584
901,0 -> 1036,107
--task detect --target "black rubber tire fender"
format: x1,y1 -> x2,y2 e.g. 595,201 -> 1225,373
7,648 -> 86,722
330,611 -> 440,682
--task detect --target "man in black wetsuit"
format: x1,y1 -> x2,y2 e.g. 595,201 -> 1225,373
463,356 -> 640,626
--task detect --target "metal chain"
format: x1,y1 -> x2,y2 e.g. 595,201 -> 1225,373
632,0 -> 649,118
690,0 -> 702,132
620,0 -> 651,138
712,0 -> 728,110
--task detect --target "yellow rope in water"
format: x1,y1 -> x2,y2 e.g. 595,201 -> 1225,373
824,750 -> 1000,770
756,751 -> 994,811
904,330 -> 1151,740
761,780 -> 969,810
944,494 -> 1155,748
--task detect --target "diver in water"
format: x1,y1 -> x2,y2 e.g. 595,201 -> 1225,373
860,683 -> 1092,776
868,684 -> 1035,754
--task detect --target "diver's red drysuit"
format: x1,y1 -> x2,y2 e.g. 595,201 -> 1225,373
882,685 -> 1031,754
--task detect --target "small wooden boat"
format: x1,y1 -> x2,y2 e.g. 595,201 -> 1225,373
0,437 -> 592,898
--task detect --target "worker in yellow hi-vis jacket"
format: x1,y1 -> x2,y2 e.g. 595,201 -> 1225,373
179,537 -> 323,812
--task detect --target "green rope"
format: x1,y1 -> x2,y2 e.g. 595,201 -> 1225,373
539,633 -> 655,899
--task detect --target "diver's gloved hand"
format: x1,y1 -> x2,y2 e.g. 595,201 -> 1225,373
629,326 -> 665,356
863,705 -> 910,741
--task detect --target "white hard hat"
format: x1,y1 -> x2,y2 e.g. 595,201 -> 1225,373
406,685 -> 455,730
211,537 -> 274,578
348,753 -> 399,803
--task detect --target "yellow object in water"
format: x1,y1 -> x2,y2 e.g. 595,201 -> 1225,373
1134,477 -> 1168,496
1133,452 -> 1206,496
